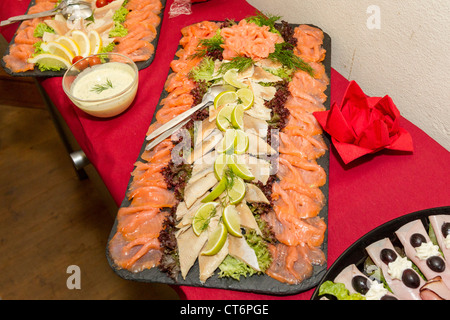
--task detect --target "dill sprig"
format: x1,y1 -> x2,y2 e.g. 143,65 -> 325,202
246,11 -> 281,34
218,56 -> 254,74
190,30 -> 224,59
268,43 -> 314,76
90,79 -> 114,94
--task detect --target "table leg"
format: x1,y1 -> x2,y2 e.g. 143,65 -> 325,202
34,79 -> 89,180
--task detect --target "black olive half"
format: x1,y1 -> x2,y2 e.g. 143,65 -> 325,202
427,256 -> 446,273
442,222 -> 450,238
351,275 -> 370,295
402,269 -> 421,288
410,233 -> 426,248
380,248 -> 397,264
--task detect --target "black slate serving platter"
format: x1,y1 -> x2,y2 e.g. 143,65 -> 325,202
310,206 -> 450,300
0,0 -> 166,77
106,22 -> 332,296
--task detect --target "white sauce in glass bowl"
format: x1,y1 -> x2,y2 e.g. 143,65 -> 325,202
71,62 -> 134,100
68,61 -> 138,118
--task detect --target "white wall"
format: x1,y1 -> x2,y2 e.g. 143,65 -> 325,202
247,0 -> 450,151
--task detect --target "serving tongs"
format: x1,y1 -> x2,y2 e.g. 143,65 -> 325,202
145,85 -> 230,151
0,0 -> 92,27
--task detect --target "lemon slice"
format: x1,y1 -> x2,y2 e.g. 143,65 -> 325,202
223,205 -> 242,237
214,153 -> 228,180
228,176 -> 246,205
88,30 -> 102,55
201,222 -> 227,256
228,154 -> 255,181
201,176 -> 228,203
28,53 -> 72,70
213,90 -> 237,109
231,104 -> 245,130
40,41 -> 75,62
237,88 -> 254,110
54,36 -> 80,57
216,129 -> 237,153
223,69 -> 248,89
192,202 -> 218,236
216,103 -> 235,131
233,129 -> 249,155
71,30 -> 91,57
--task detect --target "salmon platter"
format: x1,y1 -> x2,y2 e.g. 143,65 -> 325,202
107,15 -> 332,295
312,207 -> 450,300
1,0 -> 165,76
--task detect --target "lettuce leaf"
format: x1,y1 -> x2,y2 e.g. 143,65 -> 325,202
218,229 -> 272,280
318,281 -> 366,300
33,23 -> 55,38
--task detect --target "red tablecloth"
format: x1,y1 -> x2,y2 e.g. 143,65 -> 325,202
2,0 -> 449,300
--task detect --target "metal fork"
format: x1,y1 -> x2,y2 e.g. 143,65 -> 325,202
0,0 -> 92,26
146,85 -> 231,150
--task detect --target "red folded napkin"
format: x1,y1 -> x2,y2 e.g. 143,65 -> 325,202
314,81 -> 414,164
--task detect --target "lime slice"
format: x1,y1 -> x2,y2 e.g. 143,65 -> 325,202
231,104 -> 245,130
223,69 -> 248,89
215,103 -> 235,131
228,176 -> 246,205
201,222 -> 227,256
192,202 -> 218,236
216,129 -> 236,153
223,205 -> 242,237
214,153 -> 228,180
213,90 -> 237,109
233,129 -> 249,154
40,41 -> 75,62
201,176 -> 227,203
71,30 -> 91,57
228,154 -> 255,180
237,88 -> 254,110
28,53 -> 72,70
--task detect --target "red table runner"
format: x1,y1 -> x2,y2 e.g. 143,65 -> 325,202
2,0 -> 449,300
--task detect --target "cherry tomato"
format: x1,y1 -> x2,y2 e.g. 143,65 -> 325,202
72,56 -> 88,70
96,0 -> 108,8
106,0 -> 114,3
72,56 -> 84,64
87,56 -> 102,67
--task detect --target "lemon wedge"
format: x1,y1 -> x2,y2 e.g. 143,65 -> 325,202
88,30 -> 102,55
71,30 -> 91,57
28,53 -> 72,70
54,36 -> 81,57
40,41 -> 75,62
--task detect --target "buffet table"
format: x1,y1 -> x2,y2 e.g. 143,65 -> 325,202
1,0 -> 449,301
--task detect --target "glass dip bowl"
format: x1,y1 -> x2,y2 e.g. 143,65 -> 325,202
63,53 -> 139,118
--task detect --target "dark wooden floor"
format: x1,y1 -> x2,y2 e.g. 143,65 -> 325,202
0,80 -> 180,299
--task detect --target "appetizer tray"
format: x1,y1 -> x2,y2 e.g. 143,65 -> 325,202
0,0 -> 166,77
106,22 -> 332,296
311,206 -> 450,300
